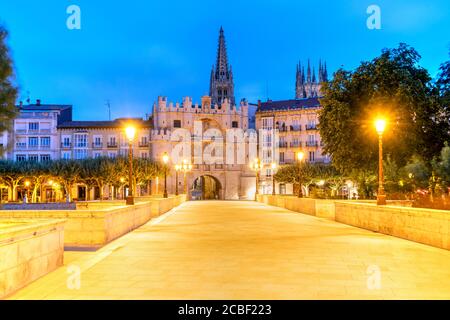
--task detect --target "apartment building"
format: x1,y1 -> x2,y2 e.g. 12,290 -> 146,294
10,100 -> 72,162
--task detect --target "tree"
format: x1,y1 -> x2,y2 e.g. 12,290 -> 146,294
319,43 -> 448,174
436,50 -> 450,111
49,160 -> 81,201
0,26 -> 18,157
0,161 -> 25,201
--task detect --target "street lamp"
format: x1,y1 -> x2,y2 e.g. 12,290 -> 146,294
296,151 -> 305,198
125,126 -> 136,205
162,152 -> 170,198
250,158 -> 263,200
24,180 -> 31,203
181,159 -> 193,195
175,164 -> 181,196
375,119 -> 387,205
271,162 -> 277,196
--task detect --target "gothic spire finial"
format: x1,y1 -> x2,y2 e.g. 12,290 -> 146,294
307,59 -> 311,82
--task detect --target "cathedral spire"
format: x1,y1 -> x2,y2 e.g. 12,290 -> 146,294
215,26 -> 229,78
209,27 -> 235,105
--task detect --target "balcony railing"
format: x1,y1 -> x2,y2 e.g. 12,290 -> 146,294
279,142 -> 288,148
107,142 -> 118,148
306,125 -> 318,131
290,142 -> 302,148
139,142 -> 149,148
61,143 -> 72,149
92,142 -> 103,149
15,143 -> 27,149
306,141 -> 319,147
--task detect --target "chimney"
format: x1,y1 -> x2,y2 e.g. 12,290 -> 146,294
36,99 -> 41,106
19,101 -> 23,107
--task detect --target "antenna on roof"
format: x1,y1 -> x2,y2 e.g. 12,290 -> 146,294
26,91 -> 31,104
106,100 -> 111,121
266,80 -> 269,101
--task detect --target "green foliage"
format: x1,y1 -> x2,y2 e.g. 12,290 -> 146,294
0,26 -> 18,157
319,43 -> 448,174
0,157 -> 164,202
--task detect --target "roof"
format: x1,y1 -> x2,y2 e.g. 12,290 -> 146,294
18,104 -> 72,111
258,97 -> 321,112
58,118 -> 151,129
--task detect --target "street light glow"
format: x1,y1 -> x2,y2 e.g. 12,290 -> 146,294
125,126 -> 136,141
296,151 -> 305,162
162,152 -> 170,164
375,119 -> 386,135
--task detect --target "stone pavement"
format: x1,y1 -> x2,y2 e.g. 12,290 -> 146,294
8,201 -> 450,300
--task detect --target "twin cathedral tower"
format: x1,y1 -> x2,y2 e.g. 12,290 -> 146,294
209,27 -> 328,104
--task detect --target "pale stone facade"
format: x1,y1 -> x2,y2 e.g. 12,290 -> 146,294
150,95 -> 256,200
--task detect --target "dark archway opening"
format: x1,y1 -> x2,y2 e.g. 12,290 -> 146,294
191,175 -> 222,200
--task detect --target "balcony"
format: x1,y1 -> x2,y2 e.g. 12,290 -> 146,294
306,141 -> 319,147
279,142 -> 288,148
290,142 -> 302,148
139,142 -> 149,148
15,143 -> 27,150
306,125 -> 318,131
61,143 -> 72,149
107,142 -> 118,149
92,142 -> 103,149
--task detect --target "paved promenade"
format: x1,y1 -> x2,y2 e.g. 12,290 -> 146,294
9,201 -> 450,300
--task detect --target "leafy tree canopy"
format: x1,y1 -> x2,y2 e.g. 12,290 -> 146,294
319,43 -> 448,174
0,25 -> 18,156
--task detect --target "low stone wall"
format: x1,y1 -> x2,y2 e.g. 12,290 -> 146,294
256,195 -> 335,219
0,219 -> 65,299
0,195 -> 187,249
257,194 -> 449,250
2,203 -> 77,211
335,202 -> 449,250
136,195 -> 187,217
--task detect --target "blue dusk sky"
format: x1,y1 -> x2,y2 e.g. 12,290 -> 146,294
0,0 -> 449,120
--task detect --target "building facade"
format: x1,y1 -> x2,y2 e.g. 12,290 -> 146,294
255,61 -> 331,195
10,101 -> 72,162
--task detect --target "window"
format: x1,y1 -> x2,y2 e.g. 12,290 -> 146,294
62,137 -> 71,147
74,134 -> 88,148
40,154 -> 51,162
141,152 -> 148,159
279,184 -> 286,195
16,155 -> 26,162
280,152 -> 285,163
262,117 -> 273,130
232,121 -> 239,128
74,149 -> 88,160
108,152 -> 116,159
94,137 -> 102,146
309,151 -> 315,162
29,122 -> 39,131
62,152 -> 71,160
40,137 -> 50,148
173,120 -> 181,128
28,137 -> 38,147
94,152 -> 102,158
29,155 -> 39,162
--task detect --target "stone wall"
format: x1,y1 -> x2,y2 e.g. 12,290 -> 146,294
0,195 -> 186,249
335,202 -> 449,250
256,194 -> 449,250
0,219 -> 65,298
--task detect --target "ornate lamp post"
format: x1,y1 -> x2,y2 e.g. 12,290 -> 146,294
182,159 -> 193,195
24,180 -> 31,203
162,152 -> 169,198
125,126 -> 136,205
375,119 -> 387,205
174,164 -> 181,196
271,162 -> 277,196
250,158 -> 263,201
296,151 -> 305,198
